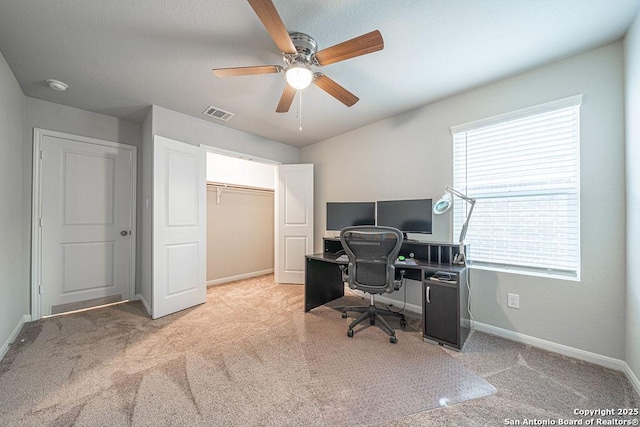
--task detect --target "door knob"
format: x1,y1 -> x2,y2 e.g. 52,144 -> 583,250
120,230 -> 129,236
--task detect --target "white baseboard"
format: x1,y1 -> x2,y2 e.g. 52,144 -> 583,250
206,269 -> 274,287
0,314 -> 30,362
475,322 -> 640,396
472,321 -> 626,372
133,294 -> 152,317
624,362 -> 640,397
375,295 -> 422,314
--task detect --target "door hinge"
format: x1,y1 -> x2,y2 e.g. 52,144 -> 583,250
38,285 -> 42,295
39,217 -> 42,227
39,150 -> 43,160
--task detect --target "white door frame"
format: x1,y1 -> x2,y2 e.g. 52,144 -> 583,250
31,128 -> 137,320
201,145 -> 281,167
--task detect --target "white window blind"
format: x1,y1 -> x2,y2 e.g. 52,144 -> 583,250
452,96 -> 581,279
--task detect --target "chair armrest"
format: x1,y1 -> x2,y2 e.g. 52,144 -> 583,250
339,264 -> 349,283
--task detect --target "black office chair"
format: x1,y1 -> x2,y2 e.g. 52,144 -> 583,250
339,226 -> 406,343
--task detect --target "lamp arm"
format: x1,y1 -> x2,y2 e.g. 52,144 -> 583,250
446,185 -> 475,203
458,199 -> 475,244
442,186 -> 476,265
455,198 -> 475,265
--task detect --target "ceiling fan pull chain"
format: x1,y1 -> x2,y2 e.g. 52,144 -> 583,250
298,89 -> 303,131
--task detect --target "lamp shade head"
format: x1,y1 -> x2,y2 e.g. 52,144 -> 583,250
433,192 -> 452,214
285,62 -> 313,90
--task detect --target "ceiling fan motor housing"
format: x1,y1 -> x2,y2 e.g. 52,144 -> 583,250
285,32 -> 318,66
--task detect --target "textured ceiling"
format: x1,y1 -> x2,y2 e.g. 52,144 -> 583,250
0,0 -> 638,148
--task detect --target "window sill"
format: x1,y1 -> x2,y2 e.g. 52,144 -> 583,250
468,262 -> 580,282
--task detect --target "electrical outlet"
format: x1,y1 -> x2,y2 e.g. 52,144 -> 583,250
507,293 -> 520,309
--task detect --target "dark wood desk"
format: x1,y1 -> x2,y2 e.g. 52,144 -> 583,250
304,252 -> 424,312
305,252 -> 347,312
304,238 -> 470,349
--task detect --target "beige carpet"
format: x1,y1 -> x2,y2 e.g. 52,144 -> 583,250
294,308 -> 495,426
0,274 -> 638,426
0,276 -> 323,426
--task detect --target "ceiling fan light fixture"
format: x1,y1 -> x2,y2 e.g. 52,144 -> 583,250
285,63 -> 313,90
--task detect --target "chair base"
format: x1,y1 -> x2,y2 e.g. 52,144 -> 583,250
342,296 -> 406,343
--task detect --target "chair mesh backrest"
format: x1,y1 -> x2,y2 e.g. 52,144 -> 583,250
340,226 -> 402,293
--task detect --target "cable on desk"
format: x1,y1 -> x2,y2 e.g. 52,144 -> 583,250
466,269 -> 475,329
345,285 -> 365,300
384,276 -> 408,314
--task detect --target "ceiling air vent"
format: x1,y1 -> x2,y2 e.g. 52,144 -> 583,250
202,106 -> 234,121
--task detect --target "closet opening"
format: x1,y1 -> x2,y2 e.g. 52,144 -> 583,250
205,150 -> 277,286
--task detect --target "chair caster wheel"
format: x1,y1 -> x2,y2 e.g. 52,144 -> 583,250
390,336 -> 398,344
347,329 -> 354,338
400,319 -> 407,328
342,312 -> 347,318
370,318 -> 375,325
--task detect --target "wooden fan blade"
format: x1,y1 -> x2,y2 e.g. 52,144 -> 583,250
247,0 -> 296,54
276,84 -> 297,113
315,30 -> 384,66
213,65 -> 282,77
313,74 -> 359,107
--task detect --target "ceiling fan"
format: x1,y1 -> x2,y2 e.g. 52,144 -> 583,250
212,0 -> 384,113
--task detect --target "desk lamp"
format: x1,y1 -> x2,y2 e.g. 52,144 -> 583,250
433,186 -> 476,265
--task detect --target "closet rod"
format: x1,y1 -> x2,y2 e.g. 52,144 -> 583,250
206,182 -> 274,193
207,181 -> 274,204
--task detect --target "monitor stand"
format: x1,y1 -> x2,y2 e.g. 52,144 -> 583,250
402,232 -> 418,242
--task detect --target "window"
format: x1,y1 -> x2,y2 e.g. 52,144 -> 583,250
452,95 -> 581,279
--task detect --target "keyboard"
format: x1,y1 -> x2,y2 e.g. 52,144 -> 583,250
335,255 -> 416,265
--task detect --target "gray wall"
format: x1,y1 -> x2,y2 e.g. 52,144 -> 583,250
624,13 -> 640,386
301,42 -> 627,359
152,105 -> 299,164
0,50 -> 26,352
25,98 -> 142,147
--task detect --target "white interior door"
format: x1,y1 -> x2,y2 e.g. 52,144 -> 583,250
275,164 -> 314,284
40,134 -> 135,316
152,136 -> 206,319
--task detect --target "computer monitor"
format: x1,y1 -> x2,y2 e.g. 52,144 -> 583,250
326,202 -> 376,231
376,198 -> 433,238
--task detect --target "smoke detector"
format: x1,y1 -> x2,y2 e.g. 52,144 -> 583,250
46,79 -> 68,91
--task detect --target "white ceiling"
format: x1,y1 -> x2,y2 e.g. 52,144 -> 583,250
0,0 -> 638,148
